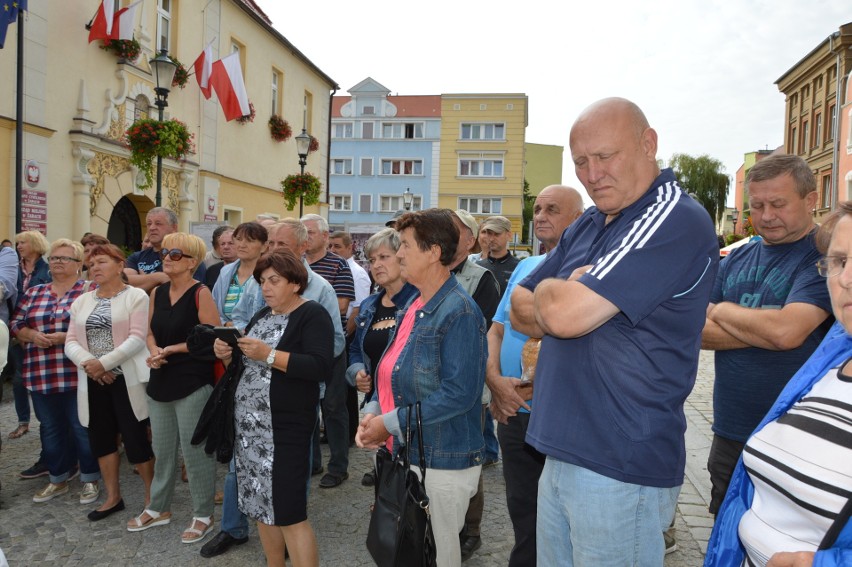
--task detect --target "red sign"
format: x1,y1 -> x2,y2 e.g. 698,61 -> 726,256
20,188 -> 47,233
22,189 -> 46,206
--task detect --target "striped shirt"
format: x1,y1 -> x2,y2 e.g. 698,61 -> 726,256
739,361 -> 852,566
10,280 -> 91,394
223,270 -> 249,319
309,252 -> 355,325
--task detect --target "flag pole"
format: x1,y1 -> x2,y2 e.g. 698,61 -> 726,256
15,7 -> 24,234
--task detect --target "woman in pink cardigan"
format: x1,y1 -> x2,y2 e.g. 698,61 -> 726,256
66,243 -> 154,522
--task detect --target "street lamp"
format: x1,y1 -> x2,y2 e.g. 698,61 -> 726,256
295,128 -> 311,216
149,49 -> 177,208
731,207 -> 739,232
402,187 -> 413,211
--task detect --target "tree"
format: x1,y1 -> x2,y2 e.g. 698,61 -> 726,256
522,178 -> 533,242
669,153 -> 730,227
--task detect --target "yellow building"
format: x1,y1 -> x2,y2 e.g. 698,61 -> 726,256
524,142 -> 563,196
438,94 -> 528,233
0,0 -> 336,247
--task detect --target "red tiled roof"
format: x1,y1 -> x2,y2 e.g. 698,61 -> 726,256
332,95 -> 442,118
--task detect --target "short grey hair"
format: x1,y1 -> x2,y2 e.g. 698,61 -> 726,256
300,213 -> 328,233
364,228 -> 400,258
273,218 -> 308,245
148,207 -> 178,227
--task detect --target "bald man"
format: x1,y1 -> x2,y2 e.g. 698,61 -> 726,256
510,98 -> 719,565
486,184 -> 583,567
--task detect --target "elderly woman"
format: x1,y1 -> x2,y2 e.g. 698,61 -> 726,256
356,209 -> 487,567
10,239 -> 101,505
212,221 -> 267,325
214,249 -> 334,567
8,230 -> 51,440
66,243 -> 154,521
346,228 -> 417,486
126,233 -> 219,544
705,202 -> 852,567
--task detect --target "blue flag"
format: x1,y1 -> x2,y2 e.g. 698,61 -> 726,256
0,0 -> 27,49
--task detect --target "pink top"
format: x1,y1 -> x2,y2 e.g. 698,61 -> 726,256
375,297 -> 423,449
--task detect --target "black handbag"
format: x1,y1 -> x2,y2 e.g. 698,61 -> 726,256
366,402 -> 437,567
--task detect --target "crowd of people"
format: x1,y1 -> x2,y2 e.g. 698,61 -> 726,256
1,95 -> 851,567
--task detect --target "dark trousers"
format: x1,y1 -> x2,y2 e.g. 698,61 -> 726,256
498,413 -> 545,567
313,353 -> 349,475
707,433 -> 745,515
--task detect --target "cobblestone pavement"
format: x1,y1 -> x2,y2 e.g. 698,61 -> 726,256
0,352 -> 717,566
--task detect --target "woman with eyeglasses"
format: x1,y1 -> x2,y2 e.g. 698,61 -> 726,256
126,233 -> 220,545
66,243 -> 154,521
10,239 -> 101,505
705,202 -> 852,567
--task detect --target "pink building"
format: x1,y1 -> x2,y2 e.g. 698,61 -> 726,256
839,69 -> 852,202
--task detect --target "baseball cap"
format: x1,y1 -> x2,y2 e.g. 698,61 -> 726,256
385,210 -> 406,227
453,209 -> 479,236
480,216 -> 511,233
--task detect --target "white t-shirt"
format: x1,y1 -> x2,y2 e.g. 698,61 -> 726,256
346,256 -> 371,315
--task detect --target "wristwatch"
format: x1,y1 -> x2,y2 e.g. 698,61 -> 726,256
265,348 -> 276,367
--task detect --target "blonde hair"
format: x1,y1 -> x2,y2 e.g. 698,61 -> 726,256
16,230 -> 50,256
49,238 -> 84,261
162,233 -> 206,270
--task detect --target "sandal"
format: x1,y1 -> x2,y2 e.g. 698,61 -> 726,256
8,424 -> 29,439
181,516 -> 213,544
127,509 -> 171,532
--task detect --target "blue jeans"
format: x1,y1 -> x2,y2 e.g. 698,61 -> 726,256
10,344 -> 30,424
221,457 -> 248,539
537,458 -> 679,566
30,390 -> 100,484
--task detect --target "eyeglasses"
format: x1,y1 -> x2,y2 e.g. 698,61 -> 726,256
816,256 -> 852,278
48,256 -> 81,264
159,249 -> 193,261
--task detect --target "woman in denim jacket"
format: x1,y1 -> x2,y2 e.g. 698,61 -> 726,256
357,209 -> 487,567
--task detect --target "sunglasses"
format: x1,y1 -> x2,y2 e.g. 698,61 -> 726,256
159,249 -> 193,261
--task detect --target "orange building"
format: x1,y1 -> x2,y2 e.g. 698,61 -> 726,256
839,69 -> 852,202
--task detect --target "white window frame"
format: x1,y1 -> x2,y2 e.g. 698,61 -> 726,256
379,195 -> 423,213
330,194 -> 353,212
380,159 -> 423,177
331,158 -> 354,176
458,155 -> 504,178
334,122 -> 354,138
157,0 -> 172,53
460,123 -> 505,141
360,158 -> 373,176
222,206 -> 243,226
457,197 -> 502,215
381,122 -> 424,139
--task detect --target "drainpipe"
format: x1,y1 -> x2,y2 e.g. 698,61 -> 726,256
326,86 -> 338,207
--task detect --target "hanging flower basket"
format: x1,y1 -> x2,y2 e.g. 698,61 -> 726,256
237,101 -> 256,124
170,55 -> 189,89
281,172 -> 322,211
268,114 -> 292,142
308,135 -> 320,154
100,38 -> 141,61
125,118 -> 194,190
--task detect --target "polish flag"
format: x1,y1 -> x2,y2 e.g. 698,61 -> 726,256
210,52 -> 250,122
192,41 -> 214,99
88,0 -> 140,43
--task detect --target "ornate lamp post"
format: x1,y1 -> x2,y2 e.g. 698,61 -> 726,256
402,187 -> 413,211
731,207 -> 740,233
295,128 -> 311,216
149,49 -> 177,208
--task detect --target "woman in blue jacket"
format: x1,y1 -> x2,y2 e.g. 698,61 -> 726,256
706,202 -> 852,567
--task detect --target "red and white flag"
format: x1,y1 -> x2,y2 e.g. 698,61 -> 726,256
192,41 -> 214,99
210,52 -> 250,121
88,0 -> 140,43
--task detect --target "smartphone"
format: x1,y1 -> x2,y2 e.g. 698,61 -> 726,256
213,326 -> 243,348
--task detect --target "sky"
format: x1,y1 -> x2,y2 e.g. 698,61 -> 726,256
256,0 -> 850,206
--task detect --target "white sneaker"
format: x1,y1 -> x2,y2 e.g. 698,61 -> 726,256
80,482 -> 99,504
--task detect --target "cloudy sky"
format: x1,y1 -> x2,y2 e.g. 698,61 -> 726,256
256,0 -> 849,204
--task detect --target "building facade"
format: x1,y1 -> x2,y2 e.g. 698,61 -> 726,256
839,68 -> 852,202
524,142 -> 564,197
776,22 -> 852,219
733,148 -> 775,233
0,0 -> 335,247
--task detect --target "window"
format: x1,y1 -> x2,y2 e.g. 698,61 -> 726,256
815,113 -> 822,147
380,195 -> 423,212
303,91 -> 313,133
230,39 -> 246,80
359,195 -> 372,213
362,123 -> 374,139
821,175 -> 832,209
458,197 -> 502,215
380,159 -> 423,176
789,94 -> 798,120
157,0 -> 171,53
330,195 -> 352,211
459,157 -> 504,177
363,105 -> 375,115
133,94 -> 149,121
360,158 -> 372,176
790,126 -> 797,154
830,104 -> 837,141
382,122 -> 424,139
816,76 -> 824,90
271,70 -> 282,115
334,123 -> 353,138
223,208 -> 242,226
460,123 -> 505,141
801,121 -> 809,154
331,159 -> 353,175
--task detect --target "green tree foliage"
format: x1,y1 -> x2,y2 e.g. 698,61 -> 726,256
522,179 -> 533,242
669,153 -> 730,226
